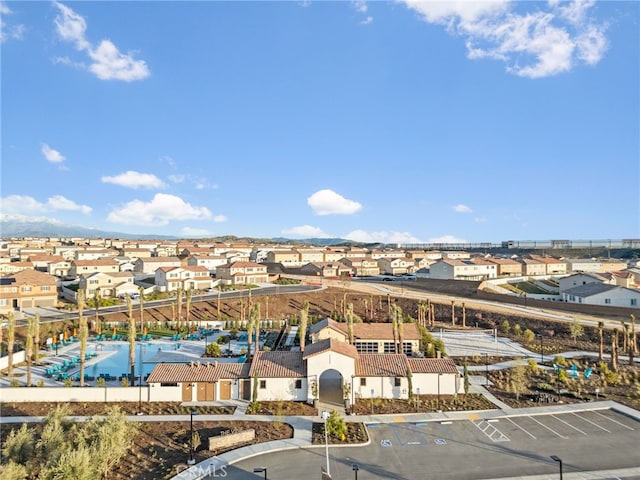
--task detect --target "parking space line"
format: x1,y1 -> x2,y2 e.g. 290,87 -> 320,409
506,417 -> 536,439
529,416 -> 568,439
570,412 -> 611,433
551,414 -> 586,435
593,411 -> 635,431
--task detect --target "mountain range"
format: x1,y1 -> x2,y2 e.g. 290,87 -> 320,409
0,215 -> 355,246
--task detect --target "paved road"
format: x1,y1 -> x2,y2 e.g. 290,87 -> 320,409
214,408 -> 640,480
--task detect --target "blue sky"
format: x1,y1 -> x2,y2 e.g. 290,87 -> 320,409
1,1 -> 638,244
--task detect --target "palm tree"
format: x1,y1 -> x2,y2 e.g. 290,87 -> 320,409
33,312 -> 41,365
250,303 -> 261,355
611,328 -> 619,372
299,302 -> 309,352
451,300 -> 455,326
629,314 -> 636,366
78,290 -> 88,387
138,286 -> 145,334
25,316 -> 34,387
185,287 -> 193,332
176,287 -> 183,332
7,312 -> 16,377
93,288 -> 101,334
217,287 -> 221,320
461,302 -> 466,328
127,295 -> 136,386
598,321 -> 604,362
346,303 -> 354,345
391,304 -> 401,354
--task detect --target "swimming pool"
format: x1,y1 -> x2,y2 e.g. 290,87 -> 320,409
85,342 -> 173,381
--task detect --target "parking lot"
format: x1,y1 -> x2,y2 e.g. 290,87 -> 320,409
223,408 -> 640,480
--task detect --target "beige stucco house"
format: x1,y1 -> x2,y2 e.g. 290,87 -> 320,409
0,269 -> 58,314
216,261 -> 269,285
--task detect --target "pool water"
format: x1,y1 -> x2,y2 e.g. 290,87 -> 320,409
86,342 -> 169,381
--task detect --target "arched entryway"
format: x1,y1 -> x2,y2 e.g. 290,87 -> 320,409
319,369 -> 343,406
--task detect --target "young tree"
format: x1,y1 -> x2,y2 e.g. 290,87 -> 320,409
570,317 -> 584,346
509,365 -> 527,401
78,290 -> 88,387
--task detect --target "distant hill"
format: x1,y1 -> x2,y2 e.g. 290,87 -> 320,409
0,216 -> 175,240
0,216 -> 358,246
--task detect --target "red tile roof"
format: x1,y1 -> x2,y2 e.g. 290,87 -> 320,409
302,338 -> 358,359
146,361 -> 250,383
355,354 -> 409,377
407,357 -> 459,374
249,351 -> 306,378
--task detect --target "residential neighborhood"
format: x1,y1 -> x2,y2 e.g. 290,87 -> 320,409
1,237 -> 639,315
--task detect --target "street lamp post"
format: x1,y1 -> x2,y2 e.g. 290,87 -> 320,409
352,463 -> 360,480
188,411 -> 198,465
370,388 -> 374,414
437,372 -> 442,411
416,387 -> 420,412
253,467 -> 267,480
351,375 -> 355,414
320,410 -> 330,477
484,353 -> 489,386
550,455 -> 563,479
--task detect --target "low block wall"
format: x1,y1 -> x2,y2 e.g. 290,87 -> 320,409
0,351 -> 26,371
208,429 -> 255,451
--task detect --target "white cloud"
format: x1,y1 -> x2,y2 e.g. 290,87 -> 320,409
353,1 -> 373,25
307,189 -> 362,216
107,193 -> 212,226
213,215 -> 227,223
88,40 -> 150,82
453,204 -> 472,213
0,2 -> 25,42
345,229 -> 422,244
428,235 -> 467,244
101,171 -> 166,189
474,216 -> 487,223
181,227 -> 214,237
402,0 -> 608,78
0,213 -> 64,224
168,174 -> 185,184
282,225 -> 329,238
353,1 -> 368,14
0,195 -> 47,213
53,1 -> 149,82
46,195 -> 92,214
0,194 -> 90,214
42,143 -> 66,163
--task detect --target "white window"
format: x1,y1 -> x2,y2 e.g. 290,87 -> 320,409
631,299 -> 638,306
605,298 -> 611,305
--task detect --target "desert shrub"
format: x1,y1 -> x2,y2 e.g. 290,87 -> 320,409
325,410 -> 347,441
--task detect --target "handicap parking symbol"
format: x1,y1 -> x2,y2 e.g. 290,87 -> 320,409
381,439 -> 392,447
434,439 -> 447,445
